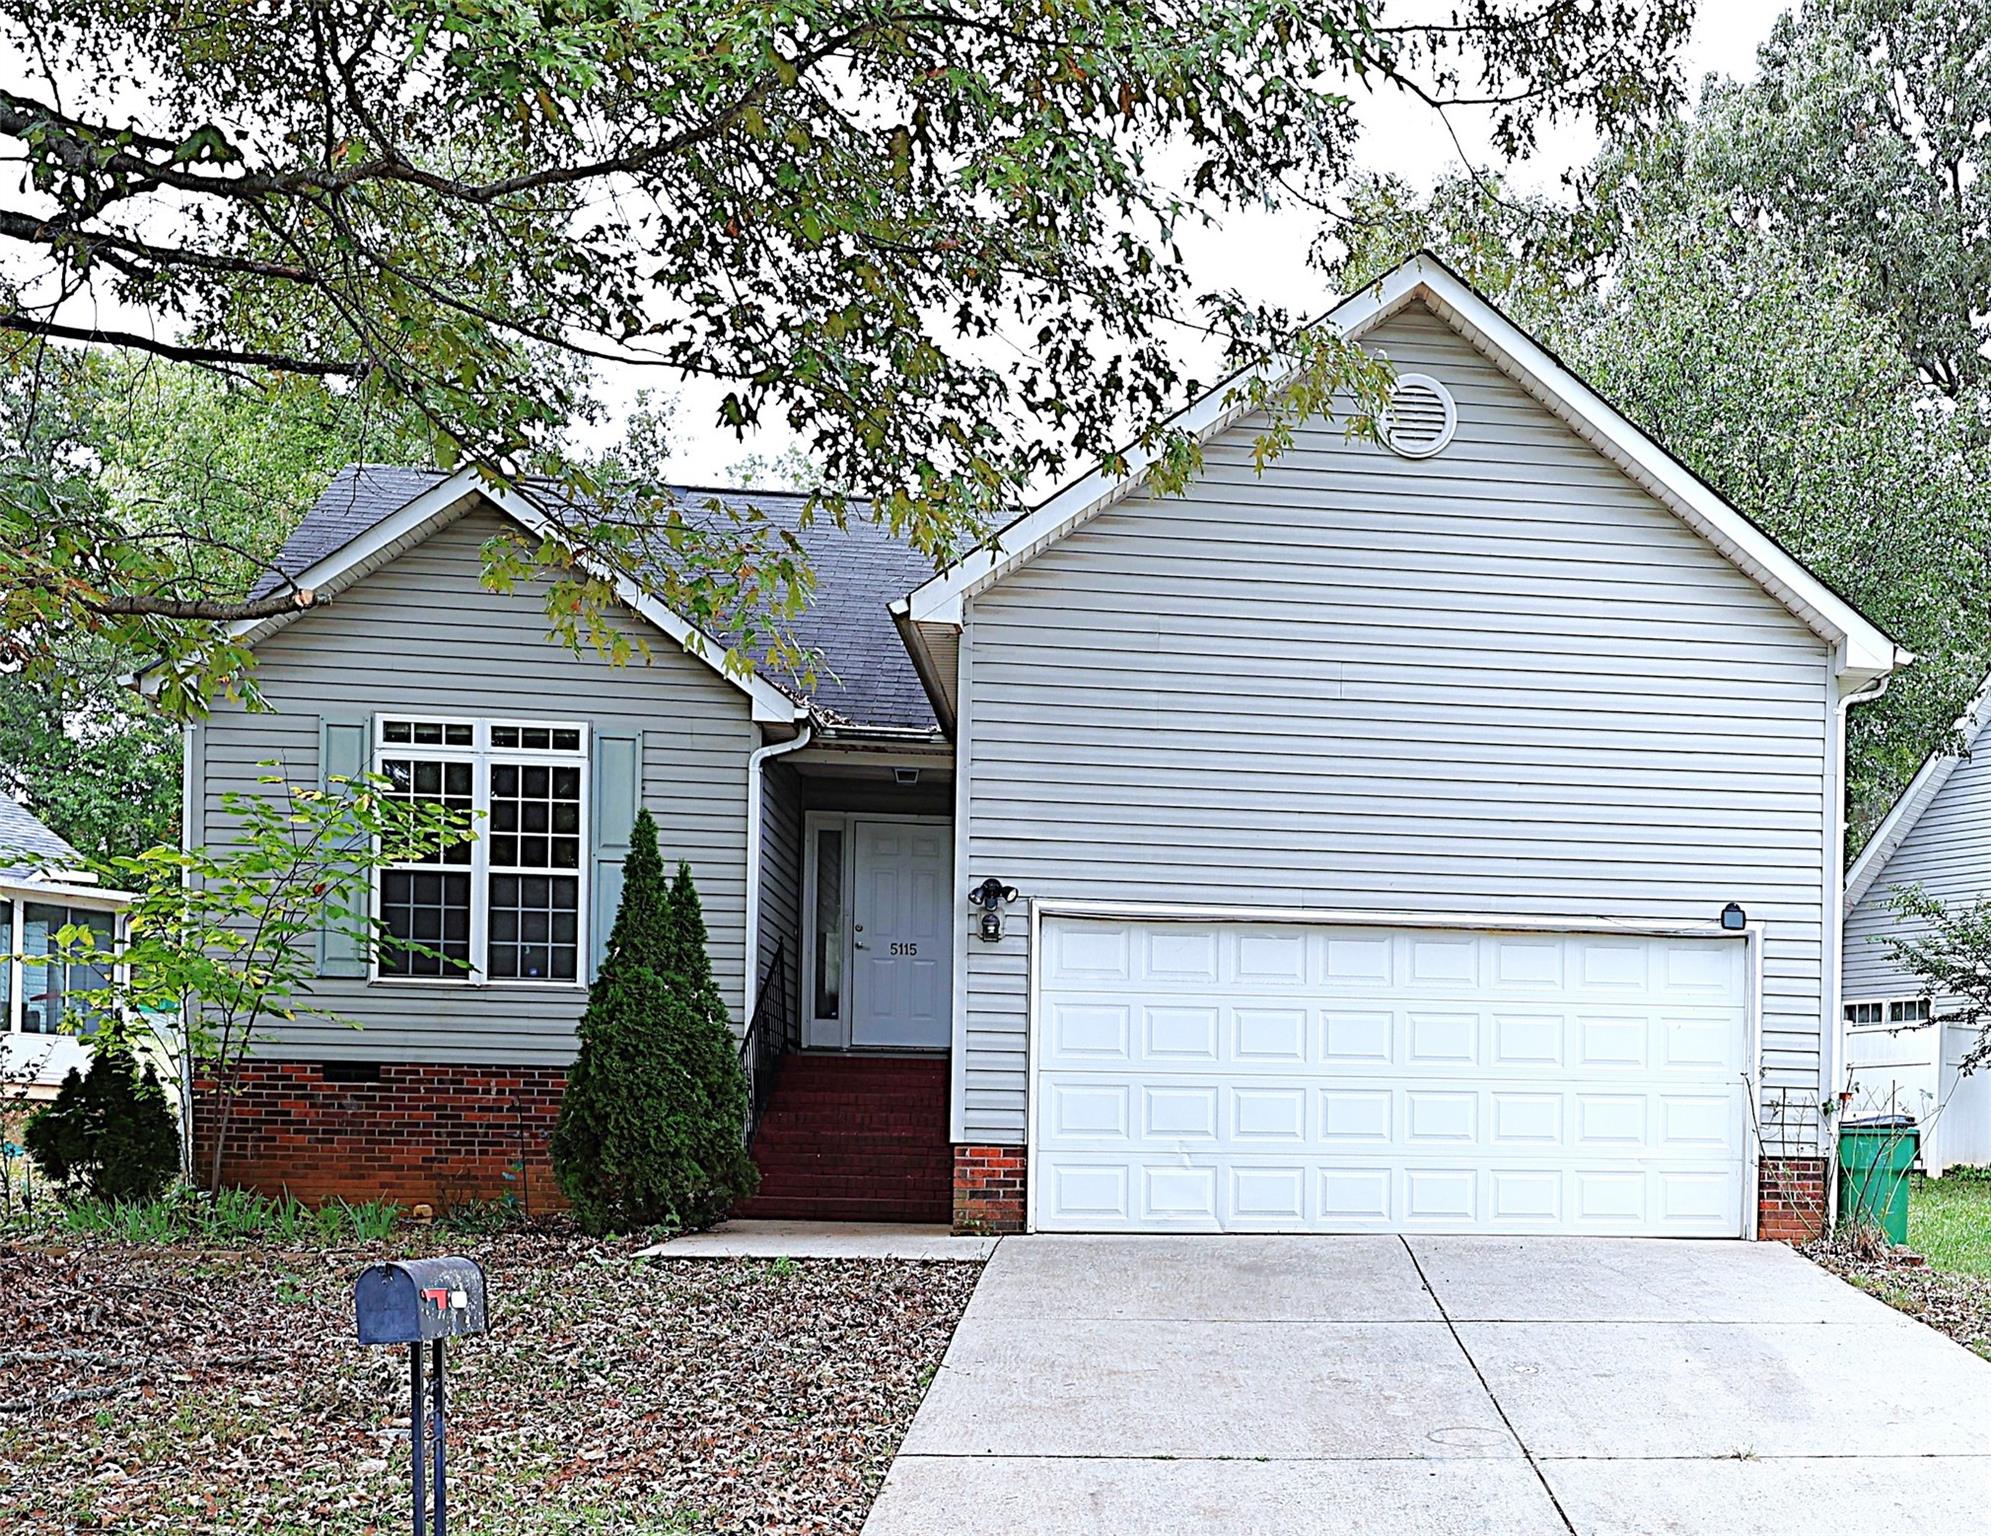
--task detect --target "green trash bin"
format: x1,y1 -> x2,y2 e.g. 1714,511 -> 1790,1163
1837,1115 -> 1919,1244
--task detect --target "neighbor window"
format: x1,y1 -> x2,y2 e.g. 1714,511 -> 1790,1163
5,898 -> 117,1036
374,717 -> 588,984
1844,997 -> 1932,1030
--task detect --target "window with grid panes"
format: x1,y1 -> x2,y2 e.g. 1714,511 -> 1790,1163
1843,997 -> 1933,1030
377,747 -> 475,977
373,717 -> 588,983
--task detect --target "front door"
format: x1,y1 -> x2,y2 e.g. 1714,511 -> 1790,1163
849,818 -> 952,1048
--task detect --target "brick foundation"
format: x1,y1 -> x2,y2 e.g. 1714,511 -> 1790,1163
191,1061 -> 566,1213
1757,1156 -> 1828,1243
953,1144 -> 1027,1234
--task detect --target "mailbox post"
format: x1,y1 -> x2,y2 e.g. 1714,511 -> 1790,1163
353,1257 -> 488,1536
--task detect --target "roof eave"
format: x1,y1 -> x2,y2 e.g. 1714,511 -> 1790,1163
889,599 -> 958,735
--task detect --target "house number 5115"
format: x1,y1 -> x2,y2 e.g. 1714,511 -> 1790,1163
890,941 -> 919,957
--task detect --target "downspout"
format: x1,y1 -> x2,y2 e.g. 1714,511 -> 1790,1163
1823,670 -> 1892,1232
743,715 -> 814,1024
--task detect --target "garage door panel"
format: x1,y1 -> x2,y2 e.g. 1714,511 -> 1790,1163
1040,1004 -> 1745,1081
1029,1153 -> 1747,1234
1033,919 -> 1751,1237
1038,1076 -> 1747,1161
1040,925 -> 1748,1006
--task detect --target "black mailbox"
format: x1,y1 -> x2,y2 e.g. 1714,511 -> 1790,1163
354,1257 -> 489,1346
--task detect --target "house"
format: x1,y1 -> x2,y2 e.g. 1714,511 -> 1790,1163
1840,674 -> 1991,1175
177,253 -> 1906,1238
0,794 -> 130,1101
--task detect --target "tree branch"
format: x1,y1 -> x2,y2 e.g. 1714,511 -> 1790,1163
83,588 -> 320,621
0,313 -> 361,375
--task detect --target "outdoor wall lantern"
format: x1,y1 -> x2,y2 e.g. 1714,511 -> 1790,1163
970,877 -> 1019,942
1719,902 -> 1747,931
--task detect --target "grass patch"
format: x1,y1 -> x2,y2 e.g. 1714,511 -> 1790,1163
1910,1170 -> 1991,1277
7,1183 -> 403,1245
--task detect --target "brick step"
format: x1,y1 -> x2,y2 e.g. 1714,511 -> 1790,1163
756,1147 -> 951,1171
744,1195 -> 951,1219
772,1055 -> 946,1072
767,1069 -> 946,1088
753,1108 -> 946,1127
751,1164 -> 950,1189
754,1172 -> 947,1192
753,1087 -> 946,1108
751,1182 -> 951,1204
752,1116 -> 945,1139
753,1163 -> 948,1186
736,1193 -> 951,1222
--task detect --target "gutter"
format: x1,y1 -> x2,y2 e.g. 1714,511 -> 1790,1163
742,717 -> 814,1023
808,721 -> 950,747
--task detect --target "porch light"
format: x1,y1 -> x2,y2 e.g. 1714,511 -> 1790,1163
970,877 -> 1018,943
1720,902 -> 1746,931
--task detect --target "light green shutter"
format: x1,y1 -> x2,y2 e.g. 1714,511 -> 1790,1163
317,716 -> 372,978
590,733 -> 640,979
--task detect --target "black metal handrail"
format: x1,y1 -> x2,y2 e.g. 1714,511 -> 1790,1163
740,939 -> 793,1141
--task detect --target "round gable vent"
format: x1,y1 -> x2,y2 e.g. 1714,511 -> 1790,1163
1383,373 -> 1457,459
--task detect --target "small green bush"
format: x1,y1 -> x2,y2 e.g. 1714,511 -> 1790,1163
24,1049 -> 180,1203
54,1184 -> 401,1244
551,810 -> 758,1235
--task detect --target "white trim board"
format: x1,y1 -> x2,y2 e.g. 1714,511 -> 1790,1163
138,469 -> 803,725
903,252 -> 1907,687
1846,669 -> 1991,909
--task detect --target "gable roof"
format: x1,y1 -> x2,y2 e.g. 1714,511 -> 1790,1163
0,792 -> 79,880
900,251 -> 1908,688
235,466 -> 943,731
1846,671 -> 1991,908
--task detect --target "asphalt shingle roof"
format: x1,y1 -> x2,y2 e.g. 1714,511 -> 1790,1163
254,465 -> 941,730
0,793 -> 79,880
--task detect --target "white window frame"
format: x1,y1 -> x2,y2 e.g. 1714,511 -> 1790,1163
1844,995 -> 1933,1032
4,888 -> 127,1037
370,714 -> 590,989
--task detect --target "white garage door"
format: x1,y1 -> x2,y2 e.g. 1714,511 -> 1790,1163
1032,918 -> 1751,1236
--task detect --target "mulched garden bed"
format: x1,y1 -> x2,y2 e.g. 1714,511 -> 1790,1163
0,1229 -> 981,1534
1808,1241 -> 1991,1360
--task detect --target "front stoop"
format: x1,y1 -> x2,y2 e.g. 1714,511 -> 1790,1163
736,1054 -> 951,1223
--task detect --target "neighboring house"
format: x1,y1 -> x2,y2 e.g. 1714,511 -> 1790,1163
177,253 -> 1906,1239
1841,675 -> 1991,1175
0,794 -> 128,1101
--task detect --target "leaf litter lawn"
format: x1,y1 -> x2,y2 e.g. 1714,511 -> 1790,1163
0,1229 -> 981,1534
1810,1173 -> 1991,1361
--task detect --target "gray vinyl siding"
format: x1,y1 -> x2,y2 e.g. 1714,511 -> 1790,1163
958,302 -> 1837,1146
1844,723 -> 1991,1001
758,758 -> 806,1029
196,505 -> 756,1065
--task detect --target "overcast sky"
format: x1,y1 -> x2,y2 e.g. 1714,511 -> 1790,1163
646,0 -> 1792,485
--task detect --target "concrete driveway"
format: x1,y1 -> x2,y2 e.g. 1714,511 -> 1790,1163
862,1236 -> 1991,1535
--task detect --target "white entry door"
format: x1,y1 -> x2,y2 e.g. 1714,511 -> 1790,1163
1032,918 -> 1751,1236
849,818 -> 952,1048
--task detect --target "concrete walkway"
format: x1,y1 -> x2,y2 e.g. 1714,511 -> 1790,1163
862,1235 -> 1991,1535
